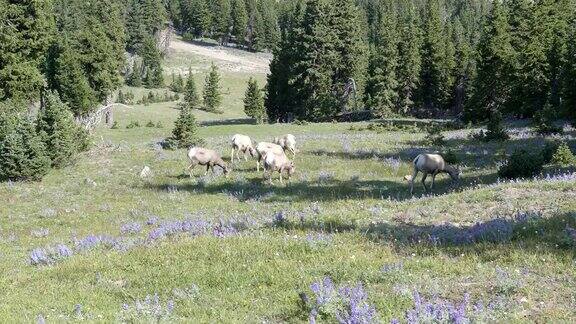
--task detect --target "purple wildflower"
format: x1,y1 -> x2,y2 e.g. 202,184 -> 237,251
30,248 -> 51,266
336,283 -> 377,324
56,244 -> 74,258
121,222 -> 143,235
146,216 -> 159,226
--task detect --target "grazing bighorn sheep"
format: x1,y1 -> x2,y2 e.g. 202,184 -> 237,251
231,134 -> 256,162
405,153 -> 460,195
273,134 -> 297,157
187,147 -> 230,177
263,152 -> 295,185
254,142 -> 284,172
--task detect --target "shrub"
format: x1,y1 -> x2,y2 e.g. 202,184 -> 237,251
533,103 -> 563,135
36,91 -> 79,168
472,110 -> 509,142
165,105 -> 204,149
425,124 -> 445,146
551,143 -> 576,166
498,149 -> 544,179
126,121 -> 141,129
442,149 -> 459,164
111,121 -> 119,129
146,121 -> 156,128
155,121 -> 163,128
0,113 -> 51,181
541,141 -> 560,164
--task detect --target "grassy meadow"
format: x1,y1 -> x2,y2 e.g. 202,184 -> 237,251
0,38 -> 575,323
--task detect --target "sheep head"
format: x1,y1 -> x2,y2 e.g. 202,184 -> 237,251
445,165 -> 460,182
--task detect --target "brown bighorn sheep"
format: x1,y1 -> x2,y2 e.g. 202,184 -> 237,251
255,142 -> 284,172
405,153 -> 460,195
263,152 -> 295,185
273,134 -> 297,157
187,147 -> 230,177
231,134 -> 256,162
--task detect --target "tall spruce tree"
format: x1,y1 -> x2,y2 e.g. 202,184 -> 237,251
184,69 -> 201,109
231,0 -> 249,46
203,64 -> 223,113
396,3 -> 422,114
419,0 -> 454,113
0,0 -> 55,102
167,105 -> 203,149
141,35 -> 164,88
181,0 -> 211,37
36,91 -> 79,168
244,77 -> 266,123
211,0 -> 233,44
464,0 -> 515,122
365,4 -> 400,115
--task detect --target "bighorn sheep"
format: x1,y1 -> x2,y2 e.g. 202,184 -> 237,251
187,147 -> 230,177
255,142 -> 284,172
263,152 -> 295,185
405,153 -> 460,195
273,134 -> 297,157
231,134 -> 256,162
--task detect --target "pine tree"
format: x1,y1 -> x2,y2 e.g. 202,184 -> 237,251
246,0 -> 265,51
182,0 -> 211,37
141,35 -> 164,88
0,114 -> 51,182
48,43 -> 98,117
36,91 -> 79,168
244,77 -> 266,123
365,4 -> 399,115
231,0 -> 249,47
419,0 -> 454,112
171,73 -> 185,93
464,0 -> 515,122
0,0 -> 55,102
202,64 -> 223,113
184,69 -> 201,109
396,3 -> 422,114
128,61 -> 144,87
167,105 -> 204,149
562,18 -> 576,120
329,0 -> 368,113
211,0 -> 232,44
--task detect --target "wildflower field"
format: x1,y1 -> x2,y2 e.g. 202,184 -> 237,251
1,45 -> 575,323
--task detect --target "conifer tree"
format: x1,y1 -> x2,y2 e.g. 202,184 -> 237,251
365,4 -> 399,115
231,0 -> 249,47
182,0 -> 212,37
244,77 -> 266,123
419,0 -> 453,112
202,64 -> 223,113
396,3 -> 422,114
0,113 -> 51,181
184,69 -> 201,109
211,0 -> 233,44
141,35 -> 164,88
171,73 -> 185,93
36,91 -> 79,168
167,105 -> 204,149
465,0 -> 515,122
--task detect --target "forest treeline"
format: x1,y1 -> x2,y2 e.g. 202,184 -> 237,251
266,0 -> 576,122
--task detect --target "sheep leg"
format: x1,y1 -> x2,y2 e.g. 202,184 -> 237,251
188,162 -> 198,178
243,149 -> 248,161
231,148 -> 234,162
421,173 -> 429,193
279,171 -> 284,185
431,171 -> 439,190
204,165 -> 210,176
410,170 -> 419,195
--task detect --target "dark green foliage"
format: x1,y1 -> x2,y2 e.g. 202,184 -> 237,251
231,0 -> 249,46
498,149 -> 544,179
36,91 -> 81,168
126,0 -> 167,52
396,4 -> 422,115
0,0 -> 55,102
551,143 -> 576,166
141,36 -> 164,88
166,105 -> 204,149
117,90 -> 135,105
472,109 -> 509,142
126,121 -> 141,129
424,124 -> 445,146
171,73 -> 185,93
442,149 -> 459,164
184,69 -> 201,110
0,110 -> 50,182
244,77 -> 266,123
542,140 -> 561,164
146,120 -> 156,127
180,0 -> 211,38
211,0 -> 233,44
111,121 -> 120,129
532,102 -> 563,135
202,64 -> 223,113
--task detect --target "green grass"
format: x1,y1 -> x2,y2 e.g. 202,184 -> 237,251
0,46 -> 575,322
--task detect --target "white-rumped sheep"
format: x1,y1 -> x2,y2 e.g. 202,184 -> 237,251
263,152 -> 295,185
231,134 -> 256,162
255,142 -> 284,172
405,153 -> 460,195
187,147 -> 230,177
273,134 -> 297,157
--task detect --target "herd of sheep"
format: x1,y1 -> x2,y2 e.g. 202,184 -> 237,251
187,134 -> 461,193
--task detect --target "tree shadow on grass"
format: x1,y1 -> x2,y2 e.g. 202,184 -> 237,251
200,118 -> 255,126
271,211 -> 576,255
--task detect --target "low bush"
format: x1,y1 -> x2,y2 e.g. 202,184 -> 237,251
126,121 -> 141,129
551,143 -> 576,166
146,121 -> 156,128
442,149 -> 459,164
424,124 -> 445,146
498,149 -> 544,179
